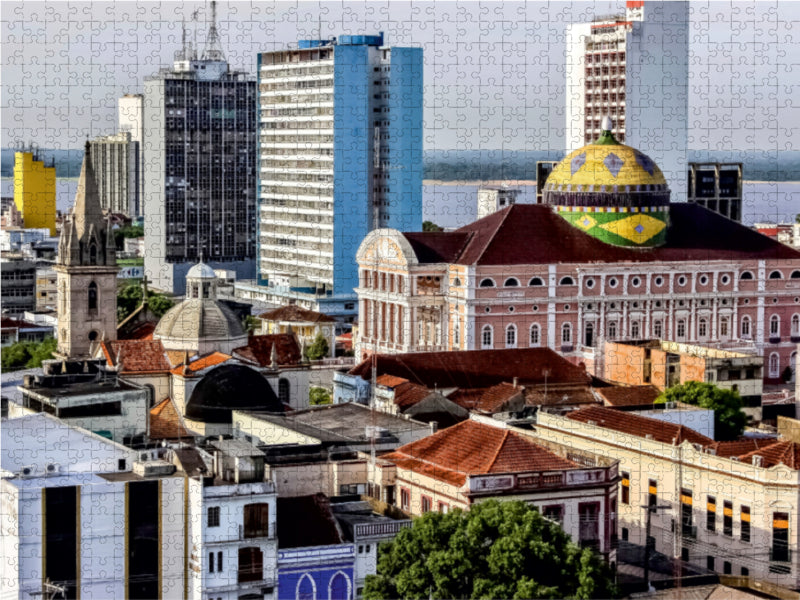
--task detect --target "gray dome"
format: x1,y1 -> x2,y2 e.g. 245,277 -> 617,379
153,298 -> 248,353
187,262 -> 217,279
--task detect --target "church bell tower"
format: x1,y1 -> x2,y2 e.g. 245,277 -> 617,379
55,141 -> 119,358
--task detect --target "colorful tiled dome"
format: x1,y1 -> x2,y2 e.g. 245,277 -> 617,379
543,117 -> 671,247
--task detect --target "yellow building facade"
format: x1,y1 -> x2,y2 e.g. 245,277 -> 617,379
14,151 -> 56,235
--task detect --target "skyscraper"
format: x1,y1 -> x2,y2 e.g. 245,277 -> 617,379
565,1 -> 689,199
118,93 -> 145,216
143,2 -> 257,295
89,131 -> 140,217
13,148 -> 56,235
251,33 -> 422,319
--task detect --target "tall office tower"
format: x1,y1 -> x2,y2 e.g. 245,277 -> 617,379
687,162 -> 743,222
13,148 -> 56,235
254,33 -> 422,319
89,132 -> 140,217
565,1 -> 689,199
143,1 -> 257,295
118,93 -> 144,217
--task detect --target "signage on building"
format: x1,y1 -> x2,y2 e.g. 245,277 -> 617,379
118,266 -> 144,279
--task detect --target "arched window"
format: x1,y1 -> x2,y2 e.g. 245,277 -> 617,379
676,319 -> 686,340
278,378 -> 290,404
561,322 -> 572,344
698,318 -> 708,339
769,353 -> 780,378
792,314 -> 800,336
88,281 -> 98,311
584,322 -> 595,347
329,572 -> 351,600
631,320 -> 640,339
719,316 -> 730,338
559,276 -> 575,286
653,319 -> 663,338
741,315 -> 751,338
791,270 -> 800,279
528,277 -> 544,286
479,278 -> 495,288
608,321 -> 617,340
452,277 -> 462,287
89,243 -> 97,265
769,270 -> 783,280
530,324 -> 540,347
296,572 -> 316,600
481,325 -> 493,349
740,271 -> 754,280
238,547 -> 264,584
505,324 -> 517,348
503,277 -> 520,287
770,315 -> 780,337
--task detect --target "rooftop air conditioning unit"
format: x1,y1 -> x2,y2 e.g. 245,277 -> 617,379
45,463 -> 61,475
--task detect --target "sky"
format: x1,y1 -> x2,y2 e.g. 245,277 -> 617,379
2,1 -> 800,152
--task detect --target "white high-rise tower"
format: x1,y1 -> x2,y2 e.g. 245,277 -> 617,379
565,1 -> 689,199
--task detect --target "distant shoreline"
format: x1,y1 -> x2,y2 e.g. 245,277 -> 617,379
423,179 -> 800,186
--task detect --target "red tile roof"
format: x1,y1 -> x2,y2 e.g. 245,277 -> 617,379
565,406 -> 713,446
349,348 -> 590,389
393,381 -> 432,410
382,420 -> 579,487
118,320 -> 156,341
100,340 -> 171,374
739,441 -> 800,469
401,204 -> 800,265
706,438 -> 777,458
525,385 -> 599,407
375,374 -> 410,388
448,383 -> 523,414
258,304 -> 336,323
149,397 -> 192,440
170,351 -> 232,376
596,385 -> 661,407
232,334 -> 302,367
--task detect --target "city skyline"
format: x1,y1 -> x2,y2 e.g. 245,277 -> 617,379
3,1 -> 800,152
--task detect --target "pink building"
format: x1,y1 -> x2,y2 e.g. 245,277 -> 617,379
355,128 -> 800,383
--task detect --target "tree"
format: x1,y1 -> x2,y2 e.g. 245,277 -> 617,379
309,387 -> 332,405
242,315 -> 260,334
423,220 -> 443,232
364,500 -> 618,600
656,381 -> 747,441
305,332 -> 329,361
116,282 -> 174,322
1,337 -> 57,371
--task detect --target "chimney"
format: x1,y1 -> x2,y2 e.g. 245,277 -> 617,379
752,455 -> 763,468
429,421 -> 438,435
513,377 -> 518,388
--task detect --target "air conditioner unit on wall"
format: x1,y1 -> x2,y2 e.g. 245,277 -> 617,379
45,463 -> 61,475
19,465 -> 37,478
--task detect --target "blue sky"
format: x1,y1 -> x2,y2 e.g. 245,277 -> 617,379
3,1 -> 799,151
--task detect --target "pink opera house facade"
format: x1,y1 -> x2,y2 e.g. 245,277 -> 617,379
354,126 -> 800,383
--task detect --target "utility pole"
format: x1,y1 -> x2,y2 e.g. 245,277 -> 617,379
642,503 -> 671,592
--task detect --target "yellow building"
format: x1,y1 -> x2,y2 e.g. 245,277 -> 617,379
14,151 -> 56,235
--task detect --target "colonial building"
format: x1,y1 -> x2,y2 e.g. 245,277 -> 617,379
355,122 -> 800,382
56,142 -> 119,358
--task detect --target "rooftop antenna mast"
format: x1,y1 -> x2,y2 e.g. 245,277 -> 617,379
202,0 -> 225,61
191,8 -> 200,60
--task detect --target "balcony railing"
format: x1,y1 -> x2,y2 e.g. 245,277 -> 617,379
354,520 -> 412,539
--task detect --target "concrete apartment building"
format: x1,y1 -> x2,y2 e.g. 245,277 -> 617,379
1,257 -> 36,316
565,1 -> 689,199
687,162 -> 743,222
143,4 -> 257,295
118,93 -> 145,216
245,32 -> 422,320
534,405 -> 800,589
476,185 -> 519,220
604,340 -> 764,401
89,131 -> 141,217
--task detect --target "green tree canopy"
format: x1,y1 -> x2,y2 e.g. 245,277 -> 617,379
116,282 -> 175,323
1,337 -> 57,371
309,387 -> 332,405
423,220 -> 443,232
364,500 -> 618,600
305,332 -> 329,361
656,381 -> 748,441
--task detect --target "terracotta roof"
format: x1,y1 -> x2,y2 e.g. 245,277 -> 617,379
382,420 -> 579,488
149,397 -> 192,440
375,374 -> 410,388
258,304 -> 337,323
393,381 -> 432,410
349,348 -> 590,389
100,340 -> 171,374
165,350 -> 191,367
118,320 -> 156,341
597,385 -> 661,407
525,385 -> 599,407
448,383 -> 523,414
565,406 -> 713,446
1,317 -> 22,329
400,204 -> 800,266
706,438 -> 777,458
276,494 -> 342,548
170,351 -> 232,376
738,441 -> 800,469
232,334 -> 302,367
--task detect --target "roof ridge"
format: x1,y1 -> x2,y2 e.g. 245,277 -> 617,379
464,204 -> 515,264
484,428 -> 511,473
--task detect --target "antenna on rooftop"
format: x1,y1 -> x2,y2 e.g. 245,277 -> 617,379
202,0 -> 225,61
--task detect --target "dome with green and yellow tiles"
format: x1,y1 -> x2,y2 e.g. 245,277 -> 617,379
542,117 -> 671,248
